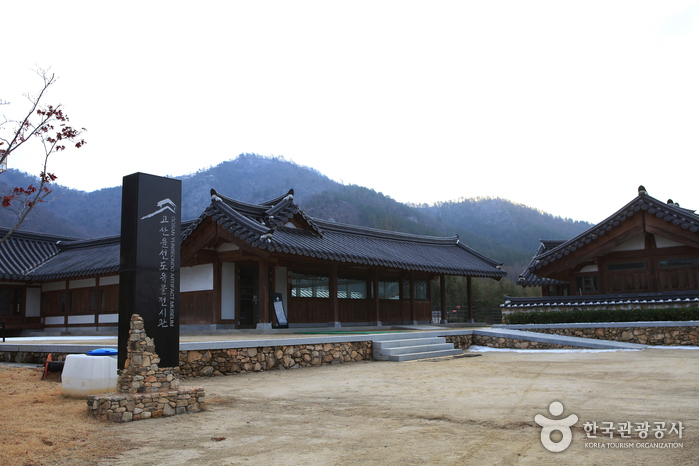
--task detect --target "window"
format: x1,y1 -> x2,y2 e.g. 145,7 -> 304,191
575,275 -> 599,293
607,262 -> 646,271
399,279 -> 429,300
338,278 -> 367,299
291,272 -> 329,298
659,258 -> 699,268
377,281 -> 400,300
415,280 -> 428,300
0,288 -> 22,316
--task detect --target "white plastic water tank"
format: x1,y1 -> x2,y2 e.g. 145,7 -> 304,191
62,354 -> 118,397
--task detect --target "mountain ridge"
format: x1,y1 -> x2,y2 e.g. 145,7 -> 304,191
0,153 -> 592,272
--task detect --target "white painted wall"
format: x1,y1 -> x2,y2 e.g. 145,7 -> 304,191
42,282 -> 66,292
221,263 -> 235,320
45,316 -> 65,325
217,243 -> 240,252
181,264 -> 214,292
69,278 -> 96,289
25,288 -> 41,317
100,276 -> 119,286
68,315 -> 95,324
610,234 -> 645,252
580,265 -> 598,273
655,235 -> 685,249
98,314 -> 119,323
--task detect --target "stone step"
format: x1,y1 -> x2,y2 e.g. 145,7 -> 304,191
386,349 -> 463,362
379,343 -> 456,356
373,337 -> 447,349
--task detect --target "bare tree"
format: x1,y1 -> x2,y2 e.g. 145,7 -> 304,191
0,69 -> 86,244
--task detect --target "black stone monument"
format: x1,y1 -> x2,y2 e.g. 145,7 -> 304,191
118,173 -> 181,369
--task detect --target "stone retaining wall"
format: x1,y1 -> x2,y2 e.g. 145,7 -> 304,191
471,335 -> 576,350
0,351 -> 67,364
523,326 -> 698,346
444,335 -> 472,349
179,341 -> 372,377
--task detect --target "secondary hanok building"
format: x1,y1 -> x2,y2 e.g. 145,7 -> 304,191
503,186 -> 699,314
0,189 -> 507,332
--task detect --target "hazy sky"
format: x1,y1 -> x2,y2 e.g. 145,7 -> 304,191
2,1 -> 698,224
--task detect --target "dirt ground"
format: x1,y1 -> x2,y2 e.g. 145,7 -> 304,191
3,347 -> 698,465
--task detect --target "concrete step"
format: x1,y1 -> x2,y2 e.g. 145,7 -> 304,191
380,343 -> 456,356
373,337 -> 447,349
386,348 -> 463,362
372,334 -> 461,362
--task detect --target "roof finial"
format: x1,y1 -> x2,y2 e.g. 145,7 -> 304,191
638,185 -> 647,196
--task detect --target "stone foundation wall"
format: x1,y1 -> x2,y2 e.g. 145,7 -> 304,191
179,341 -> 372,377
523,326 -> 698,346
0,351 -> 67,364
471,335 -> 576,350
502,302 -> 697,317
444,335 -> 472,349
87,387 -> 205,422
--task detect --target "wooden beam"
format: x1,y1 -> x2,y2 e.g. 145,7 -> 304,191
644,214 -> 699,249
181,221 -> 217,265
440,275 -> 446,323
330,263 -> 339,324
467,276 -> 473,322
213,258 -> 222,323
258,258 -> 269,325
409,272 -> 416,323
535,220 -> 644,277
373,268 -> 380,324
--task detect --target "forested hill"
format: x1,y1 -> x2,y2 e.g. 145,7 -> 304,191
0,153 -> 592,270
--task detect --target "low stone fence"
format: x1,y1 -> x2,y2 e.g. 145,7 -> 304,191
87,387 -> 205,422
496,322 -> 698,346
180,341 -> 372,378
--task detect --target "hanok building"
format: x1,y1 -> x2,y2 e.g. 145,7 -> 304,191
0,189 -> 507,333
503,186 -> 699,314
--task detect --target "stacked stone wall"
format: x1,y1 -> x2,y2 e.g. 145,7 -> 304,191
179,341 -> 372,378
444,335 -> 472,349
87,387 -> 205,422
86,314 -> 204,423
471,335 -> 576,350
523,326 -> 698,346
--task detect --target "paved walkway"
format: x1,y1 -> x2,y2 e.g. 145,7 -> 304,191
0,325 -> 648,353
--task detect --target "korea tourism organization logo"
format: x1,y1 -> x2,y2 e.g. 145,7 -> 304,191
534,402 -> 578,452
534,401 -> 686,452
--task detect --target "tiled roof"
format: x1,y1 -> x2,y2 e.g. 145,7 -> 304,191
184,189 -> 507,278
25,236 -> 121,281
5,188 -> 507,281
0,228 -> 74,280
520,188 -> 699,284
502,290 -> 699,308
518,240 -> 567,287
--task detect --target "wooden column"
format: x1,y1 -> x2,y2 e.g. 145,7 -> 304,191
440,275 -> 447,324
373,268 -> 381,326
329,263 -> 340,327
409,272 -> 416,324
257,258 -> 270,329
213,256 -> 222,324
467,276 -> 473,322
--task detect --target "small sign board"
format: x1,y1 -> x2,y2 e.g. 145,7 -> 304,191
272,293 -> 288,328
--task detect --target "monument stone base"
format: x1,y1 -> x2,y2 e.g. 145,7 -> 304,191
86,314 -> 205,422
